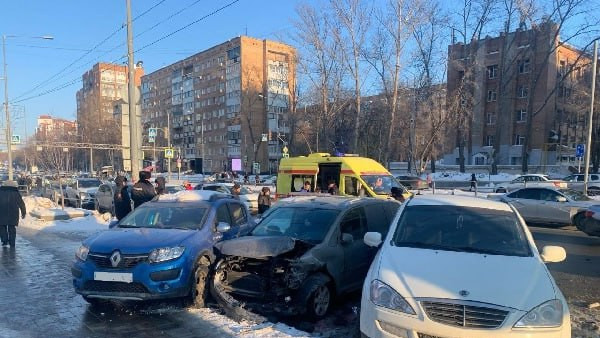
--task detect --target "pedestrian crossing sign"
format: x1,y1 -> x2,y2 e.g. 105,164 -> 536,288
11,135 -> 20,144
164,148 -> 174,159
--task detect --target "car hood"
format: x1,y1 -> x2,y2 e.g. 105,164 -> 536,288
216,236 -> 306,258
377,247 -> 556,312
85,228 -> 196,254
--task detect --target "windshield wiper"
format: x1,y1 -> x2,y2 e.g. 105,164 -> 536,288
119,224 -> 139,228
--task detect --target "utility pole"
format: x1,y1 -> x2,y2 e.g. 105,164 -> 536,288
2,35 -> 13,181
126,0 -> 140,181
584,40 -> 598,195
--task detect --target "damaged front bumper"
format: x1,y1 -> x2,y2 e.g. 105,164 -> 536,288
209,255 -> 316,322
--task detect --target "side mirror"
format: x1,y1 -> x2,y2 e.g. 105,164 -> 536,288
364,232 -> 383,248
540,245 -> 566,263
555,196 -> 567,202
108,220 -> 119,229
216,222 -> 231,233
341,233 -> 354,244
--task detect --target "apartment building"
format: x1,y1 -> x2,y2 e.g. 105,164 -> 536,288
76,62 -> 144,145
444,22 -> 596,167
36,115 -> 77,140
141,36 -> 295,174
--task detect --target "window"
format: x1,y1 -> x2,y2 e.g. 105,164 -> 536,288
519,59 -> 530,74
340,208 -> 367,241
515,109 -> 527,123
215,204 -> 232,226
291,175 -> 314,192
513,134 -> 525,145
517,85 -> 528,98
487,90 -> 497,102
344,176 -> 361,196
485,135 -> 494,147
486,112 -> 496,125
228,203 -> 247,226
475,156 -> 485,165
514,188 -> 541,200
487,65 -> 498,79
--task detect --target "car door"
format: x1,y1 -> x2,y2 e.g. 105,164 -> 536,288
508,177 -> 525,191
536,189 -> 572,224
214,203 -> 238,241
339,206 -> 370,291
505,188 -> 542,222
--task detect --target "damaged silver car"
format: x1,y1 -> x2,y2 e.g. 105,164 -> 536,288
210,196 -> 400,321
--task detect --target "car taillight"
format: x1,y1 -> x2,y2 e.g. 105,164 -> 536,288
553,182 -> 561,187
585,210 -> 595,218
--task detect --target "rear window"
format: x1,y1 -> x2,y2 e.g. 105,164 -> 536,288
392,205 -> 531,257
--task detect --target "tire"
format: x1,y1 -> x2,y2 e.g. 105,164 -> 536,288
573,212 -> 586,230
189,257 -> 210,308
297,273 -> 333,320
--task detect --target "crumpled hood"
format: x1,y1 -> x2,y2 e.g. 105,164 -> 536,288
377,247 -> 556,312
85,228 -> 195,254
215,236 -> 297,258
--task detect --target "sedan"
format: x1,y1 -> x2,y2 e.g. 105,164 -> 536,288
360,195 -> 570,338
494,174 -> 567,193
396,175 -> 428,190
493,187 -> 594,226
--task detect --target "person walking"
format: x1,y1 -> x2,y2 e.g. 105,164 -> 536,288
113,176 -> 132,221
0,181 -> 26,248
257,187 -> 272,214
155,176 -> 166,195
131,171 -> 156,208
469,173 -> 477,192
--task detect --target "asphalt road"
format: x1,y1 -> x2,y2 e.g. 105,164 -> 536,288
1,222 -> 599,337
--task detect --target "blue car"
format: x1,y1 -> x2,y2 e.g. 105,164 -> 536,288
71,190 -> 253,307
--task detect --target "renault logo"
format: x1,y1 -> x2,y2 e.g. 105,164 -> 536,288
110,251 -> 122,268
459,290 -> 470,297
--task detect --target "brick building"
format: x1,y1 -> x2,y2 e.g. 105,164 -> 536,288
444,22 -> 596,167
36,115 -> 77,140
141,36 -> 296,174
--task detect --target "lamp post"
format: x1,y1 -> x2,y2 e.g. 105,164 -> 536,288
2,34 -> 53,181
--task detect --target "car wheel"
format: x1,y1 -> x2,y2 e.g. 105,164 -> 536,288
496,188 -> 506,193
573,212 -> 586,229
298,273 -> 332,320
189,257 -> 210,308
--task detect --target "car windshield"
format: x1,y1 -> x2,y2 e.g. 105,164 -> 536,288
361,174 -> 402,195
251,207 -> 340,244
558,189 -> 591,201
392,205 -> 531,257
239,187 -> 250,195
119,205 -> 207,230
78,180 -> 101,188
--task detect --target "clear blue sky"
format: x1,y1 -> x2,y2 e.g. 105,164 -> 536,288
0,0 -> 301,139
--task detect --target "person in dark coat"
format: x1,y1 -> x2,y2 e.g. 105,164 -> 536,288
131,171 -> 156,208
469,173 -> 477,192
113,176 -> 132,220
390,187 -> 406,203
257,187 -> 272,214
155,176 -> 166,195
0,181 -> 27,247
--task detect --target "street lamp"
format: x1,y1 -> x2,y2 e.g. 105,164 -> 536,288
2,34 -> 53,181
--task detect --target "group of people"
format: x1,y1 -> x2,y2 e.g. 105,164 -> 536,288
112,171 -> 168,221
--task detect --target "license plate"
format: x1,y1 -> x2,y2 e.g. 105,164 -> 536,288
94,272 -> 133,283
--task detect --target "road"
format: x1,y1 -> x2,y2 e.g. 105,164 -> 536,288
0,222 -> 598,338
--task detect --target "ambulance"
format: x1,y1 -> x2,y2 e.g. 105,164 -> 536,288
276,153 -> 410,199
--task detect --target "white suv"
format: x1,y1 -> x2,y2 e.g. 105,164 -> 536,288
360,195 -> 570,338
562,174 -> 600,195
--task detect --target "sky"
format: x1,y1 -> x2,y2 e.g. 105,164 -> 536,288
0,0 -> 301,140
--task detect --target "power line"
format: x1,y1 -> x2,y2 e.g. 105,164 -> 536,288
135,0 -> 204,38
12,0 -> 169,101
11,0 -> 242,104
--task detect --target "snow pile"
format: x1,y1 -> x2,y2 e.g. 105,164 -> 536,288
21,212 -> 110,235
23,196 -> 56,212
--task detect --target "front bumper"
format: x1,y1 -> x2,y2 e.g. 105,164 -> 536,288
360,296 -> 571,338
72,256 -> 191,301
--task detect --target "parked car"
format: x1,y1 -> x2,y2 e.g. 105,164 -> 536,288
195,183 -> 258,213
94,183 -> 115,214
210,196 -> 401,321
71,190 -> 253,307
494,174 -> 567,193
396,175 -> 428,190
562,173 -> 600,195
360,195 -> 570,338
165,184 -> 185,194
65,178 -> 103,208
491,187 -> 593,226
577,205 -> 600,237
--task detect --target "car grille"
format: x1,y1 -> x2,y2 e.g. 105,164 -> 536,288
83,281 -> 147,293
88,253 -> 148,269
421,300 -> 509,329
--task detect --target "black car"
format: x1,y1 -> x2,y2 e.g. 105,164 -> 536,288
210,196 -> 400,321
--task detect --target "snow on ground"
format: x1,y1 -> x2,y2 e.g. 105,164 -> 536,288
430,171 -> 519,183
21,210 -> 111,235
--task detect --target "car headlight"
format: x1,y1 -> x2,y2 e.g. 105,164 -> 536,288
76,245 -> 89,261
514,299 -> 563,328
370,279 -> 415,314
148,246 -> 185,263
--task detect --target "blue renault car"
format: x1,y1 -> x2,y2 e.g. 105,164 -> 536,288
71,190 -> 253,307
